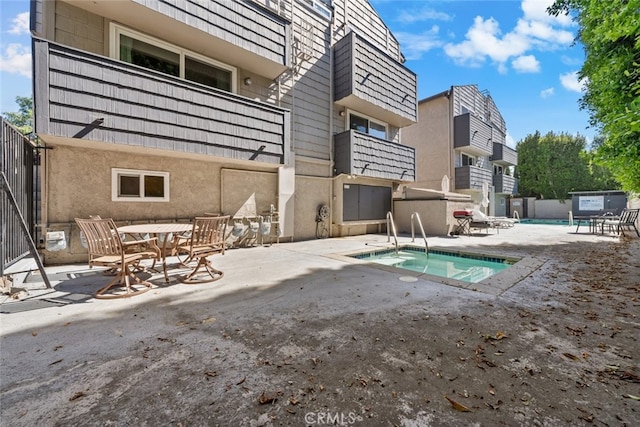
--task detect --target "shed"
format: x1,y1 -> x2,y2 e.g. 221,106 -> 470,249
569,190 -> 627,216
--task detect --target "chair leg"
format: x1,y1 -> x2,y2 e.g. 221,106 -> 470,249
182,256 -> 224,284
95,264 -> 153,299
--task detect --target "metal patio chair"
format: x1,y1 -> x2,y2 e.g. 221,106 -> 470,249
174,215 -> 230,284
603,208 -> 640,237
75,217 -> 161,299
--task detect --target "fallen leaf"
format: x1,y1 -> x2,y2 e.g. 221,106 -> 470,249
483,332 -> 507,341
623,394 -> 640,400
201,316 -> 216,324
563,352 -> 580,361
258,391 -> 281,404
445,395 -> 471,412
31,332 -> 37,337
204,371 -> 217,377
236,376 -> 246,385
69,391 -> 85,401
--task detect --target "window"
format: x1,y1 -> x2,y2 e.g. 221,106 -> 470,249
111,24 -> 236,92
462,153 -> 476,166
298,0 -> 332,19
112,168 -> 170,202
349,113 -> 387,139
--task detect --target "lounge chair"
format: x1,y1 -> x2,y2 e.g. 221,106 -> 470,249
602,208 -> 639,237
471,208 -> 517,233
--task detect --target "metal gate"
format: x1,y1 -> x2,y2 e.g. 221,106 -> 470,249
1,117 -> 37,274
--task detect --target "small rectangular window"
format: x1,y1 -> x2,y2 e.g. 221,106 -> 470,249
462,154 -> 475,166
112,168 -> 169,202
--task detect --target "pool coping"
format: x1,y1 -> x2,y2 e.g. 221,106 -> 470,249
327,244 -> 545,296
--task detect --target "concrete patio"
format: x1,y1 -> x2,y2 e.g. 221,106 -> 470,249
1,224 -> 638,426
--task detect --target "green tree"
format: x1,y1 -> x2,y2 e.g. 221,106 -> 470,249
549,0 -> 640,193
583,136 -> 620,191
2,96 -> 33,136
516,131 -> 594,199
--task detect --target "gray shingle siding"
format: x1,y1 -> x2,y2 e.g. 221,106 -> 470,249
35,39 -> 290,164
334,130 -> 415,181
334,31 -> 417,126
454,113 -> 493,156
132,0 -> 290,67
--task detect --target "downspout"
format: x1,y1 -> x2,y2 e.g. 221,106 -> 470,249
448,87 -> 453,191
328,4 -> 336,235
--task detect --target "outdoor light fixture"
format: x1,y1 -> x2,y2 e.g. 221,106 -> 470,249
244,77 -> 252,86
339,110 -> 345,117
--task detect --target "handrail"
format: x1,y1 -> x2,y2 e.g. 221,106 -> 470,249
410,212 -> 429,256
386,211 -> 398,253
513,210 -> 521,221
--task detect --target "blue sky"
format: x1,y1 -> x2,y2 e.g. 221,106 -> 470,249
1,0 -> 592,146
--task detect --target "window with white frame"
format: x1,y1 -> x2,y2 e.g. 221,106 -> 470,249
111,24 -> 236,92
112,168 -> 170,202
461,153 -> 476,166
348,112 -> 387,140
298,0 -> 332,19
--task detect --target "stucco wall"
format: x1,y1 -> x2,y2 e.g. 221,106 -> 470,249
394,199 -> 475,237
533,199 -> 571,219
42,145 -> 279,264
403,96 -> 451,190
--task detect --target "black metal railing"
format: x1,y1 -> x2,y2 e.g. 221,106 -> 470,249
1,118 -> 37,273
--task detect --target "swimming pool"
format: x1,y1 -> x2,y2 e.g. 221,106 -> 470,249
519,219 -> 570,225
349,247 -> 514,283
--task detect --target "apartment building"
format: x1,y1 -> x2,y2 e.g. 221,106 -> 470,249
403,85 -> 517,217
30,0 -> 417,263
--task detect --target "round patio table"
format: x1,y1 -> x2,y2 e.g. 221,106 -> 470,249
118,223 -> 192,282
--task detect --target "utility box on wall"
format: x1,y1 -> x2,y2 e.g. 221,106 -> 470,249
569,190 -> 627,216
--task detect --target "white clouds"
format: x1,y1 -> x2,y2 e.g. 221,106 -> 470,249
9,12 -> 30,35
0,44 -> 32,78
443,0 -> 574,72
394,27 -> 443,61
444,16 -> 530,67
512,55 -> 540,73
540,87 -> 555,98
520,0 -> 573,26
505,133 -> 516,148
560,71 -> 585,92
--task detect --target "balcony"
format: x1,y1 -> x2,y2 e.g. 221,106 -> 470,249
454,113 -> 493,157
334,32 -> 417,128
454,165 -> 493,191
57,0 -> 290,79
334,130 -> 415,181
492,142 -> 518,166
494,174 -> 517,195
33,39 -> 290,165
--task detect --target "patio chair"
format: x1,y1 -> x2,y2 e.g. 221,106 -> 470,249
175,215 -> 230,284
75,217 -> 161,299
471,208 -> 517,234
602,208 -> 640,237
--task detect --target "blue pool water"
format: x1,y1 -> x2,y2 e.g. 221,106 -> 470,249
350,247 -> 513,283
519,219 -> 570,225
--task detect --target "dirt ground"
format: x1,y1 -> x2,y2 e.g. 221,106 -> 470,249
1,234 -> 639,426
